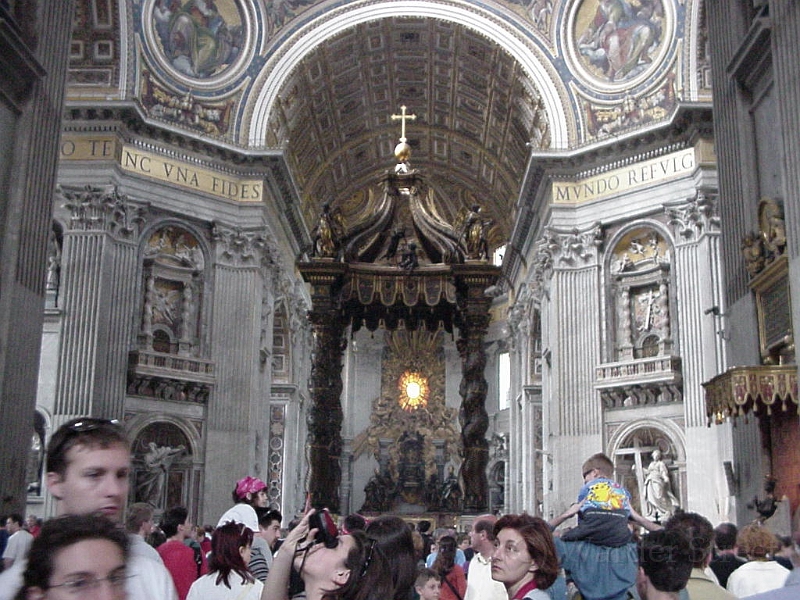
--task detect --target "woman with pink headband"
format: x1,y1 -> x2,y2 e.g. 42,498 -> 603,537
217,476 -> 271,582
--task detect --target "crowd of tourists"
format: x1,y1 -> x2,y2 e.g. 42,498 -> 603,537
0,418 -> 797,600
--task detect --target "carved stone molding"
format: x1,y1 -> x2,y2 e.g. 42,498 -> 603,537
665,191 -> 720,241
58,184 -> 146,239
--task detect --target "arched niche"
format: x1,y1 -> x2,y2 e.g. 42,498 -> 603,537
606,224 -> 675,362
137,224 -> 207,358
130,420 -> 197,515
609,420 -> 685,523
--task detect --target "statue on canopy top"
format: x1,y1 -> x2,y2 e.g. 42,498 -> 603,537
311,201 -> 345,259
457,204 -> 491,260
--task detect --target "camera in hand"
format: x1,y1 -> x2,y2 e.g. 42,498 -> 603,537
309,509 -> 338,548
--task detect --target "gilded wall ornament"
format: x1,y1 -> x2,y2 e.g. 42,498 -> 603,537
351,330 -> 460,487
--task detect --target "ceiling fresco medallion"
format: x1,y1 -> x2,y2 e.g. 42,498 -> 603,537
144,0 -> 254,89
565,0 -> 674,92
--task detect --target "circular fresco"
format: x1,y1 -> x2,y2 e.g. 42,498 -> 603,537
145,0 -> 253,88
566,0 -> 674,91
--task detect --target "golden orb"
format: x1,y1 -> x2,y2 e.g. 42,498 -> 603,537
394,141 -> 411,162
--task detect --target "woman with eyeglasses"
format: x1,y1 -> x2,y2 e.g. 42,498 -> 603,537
16,514 -> 129,600
186,521 -> 263,600
491,514 -> 559,600
261,509 -> 394,600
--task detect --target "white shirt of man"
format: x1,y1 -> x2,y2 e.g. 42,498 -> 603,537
464,552 -> 507,600
128,532 -> 165,565
2,528 -> 32,566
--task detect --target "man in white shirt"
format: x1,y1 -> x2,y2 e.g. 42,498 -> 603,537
2,514 -> 32,569
0,417 -> 178,600
464,515 -> 506,600
125,502 -> 165,564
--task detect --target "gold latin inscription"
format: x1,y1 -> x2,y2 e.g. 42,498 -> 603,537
59,136 -> 263,203
552,147 -> 697,204
59,136 -> 117,160
119,146 -> 262,202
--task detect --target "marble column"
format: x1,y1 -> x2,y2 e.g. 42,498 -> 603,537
204,224 -> 270,523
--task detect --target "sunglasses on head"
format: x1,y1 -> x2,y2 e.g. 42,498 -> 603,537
49,418 -> 124,460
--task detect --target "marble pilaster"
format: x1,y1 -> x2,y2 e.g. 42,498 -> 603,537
204,224 -> 270,524
535,224 -> 604,515
666,193 -> 729,519
705,1 -> 759,302
53,185 -> 145,420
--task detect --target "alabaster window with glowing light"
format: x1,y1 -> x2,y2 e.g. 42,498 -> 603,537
398,371 -> 429,411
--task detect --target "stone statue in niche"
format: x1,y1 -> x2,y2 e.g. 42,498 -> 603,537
45,229 -> 61,297
641,449 -> 679,520
137,443 -> 186,509
617,288 -> 632,345
26,432 -> 43,494
653,282 -> 670,337
153,283 -> 179,326
440,465 -> 462,512
142,276 -> 156,338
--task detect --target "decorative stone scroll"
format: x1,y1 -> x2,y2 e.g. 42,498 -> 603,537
58,184 -> 146,239
212,224 -> 268,266
665,191 -> 720,241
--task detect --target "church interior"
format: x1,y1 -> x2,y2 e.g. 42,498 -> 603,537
1,0 -> 799,536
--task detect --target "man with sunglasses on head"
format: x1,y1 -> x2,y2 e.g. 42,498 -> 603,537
0,417 -> 179,600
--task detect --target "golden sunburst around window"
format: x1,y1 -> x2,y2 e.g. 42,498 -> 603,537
398,371 -> 429,411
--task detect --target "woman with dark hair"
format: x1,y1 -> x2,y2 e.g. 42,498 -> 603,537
491,514 -> 558,600
431,536 -> 466,600
187,521 -> 263,600
365,515 -> 417,600
261,509 -> 394,600
16,514 -> 129,600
